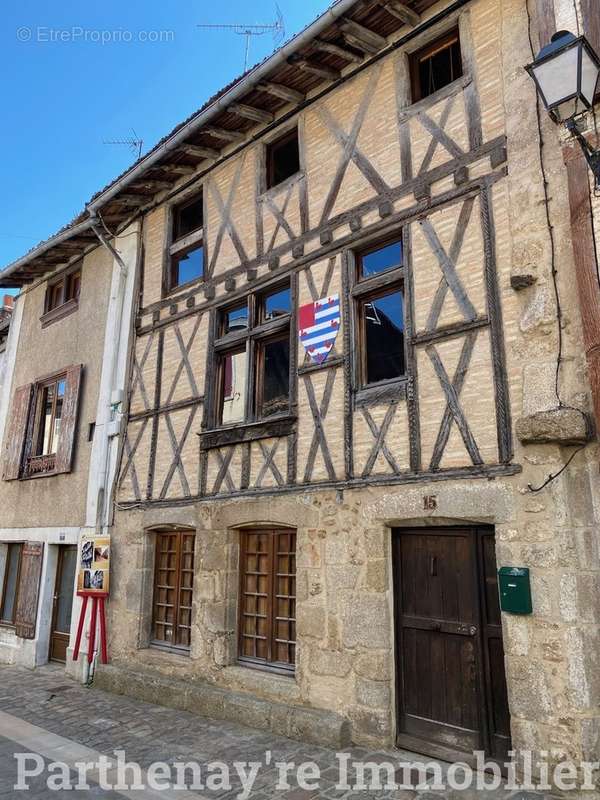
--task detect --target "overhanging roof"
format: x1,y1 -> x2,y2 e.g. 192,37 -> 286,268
0,0 -> 434,289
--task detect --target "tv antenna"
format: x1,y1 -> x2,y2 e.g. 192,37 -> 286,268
197,4 -> 285,72
103,128 -> 144,160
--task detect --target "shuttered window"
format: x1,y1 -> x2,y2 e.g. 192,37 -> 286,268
1,365 -> 82,481
152,531 -> 195,652
238,529 -> 296,673
0,543 -> 23,626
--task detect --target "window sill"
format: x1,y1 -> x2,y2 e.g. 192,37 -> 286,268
354,378 -> 408,408
164,274 -> 205,300
149,641 -> 191,657
400,74 -> 472,122
199,414 -> 296,450
21,454 -> 58,480
260,170 -> 305,201
237,658 -> 296,678
40,298 -> 78,328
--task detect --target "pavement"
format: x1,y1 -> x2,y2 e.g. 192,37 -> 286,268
0,664 -> 558,798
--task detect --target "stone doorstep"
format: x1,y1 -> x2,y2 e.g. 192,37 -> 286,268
94,663 -> 351,750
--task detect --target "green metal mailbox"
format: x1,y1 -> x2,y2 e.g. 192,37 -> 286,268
498,567 -> 533,615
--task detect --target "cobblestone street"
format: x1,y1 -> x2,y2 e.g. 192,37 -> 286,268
0,664 -> 558,798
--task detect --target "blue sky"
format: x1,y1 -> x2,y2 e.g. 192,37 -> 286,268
0,0 -> 328,280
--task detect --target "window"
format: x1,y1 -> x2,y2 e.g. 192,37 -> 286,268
34,377 -> 66,459
266,128 -> 300,190
238,529 -> 296,673
214,284 -> 292,427
43,266 -> 82,323
0,543 -> 23,626
354,236 -> 406,390
2,365 -> 82,481
152,531 -> 195,652
410,29 -> 462,102
168,193 -> 204,292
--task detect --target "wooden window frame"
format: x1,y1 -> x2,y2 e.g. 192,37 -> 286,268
24,371 -> 68,478
237,528 -> 296,675
410,28 -> 463,103
151,530 -> 195,655
0,542 -> 23,628
351,232 -> 409,403
41,264 -> 82,328
165,193 -> 205,296
210,283 -> 293,433
266,127 -> 301,191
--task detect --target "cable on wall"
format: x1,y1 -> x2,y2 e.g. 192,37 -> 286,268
524,0 -> 592,493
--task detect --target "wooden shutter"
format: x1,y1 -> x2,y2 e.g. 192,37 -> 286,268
2,384 -> 33,481
14,541 -> 44,639
55,364 -> 83,475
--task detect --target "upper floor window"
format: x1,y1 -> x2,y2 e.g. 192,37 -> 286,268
214,284 -> 292,427
266,128 -> 300,190
0,543 -> 23,627
168,193 -> 204,293
354,235 -> 406,389
410,29 -> 462,102
1,365 -> 83,481
42,266 -> 82,325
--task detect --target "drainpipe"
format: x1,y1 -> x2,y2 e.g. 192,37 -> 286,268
563,133 -> 600,437
89,217 -> 132,533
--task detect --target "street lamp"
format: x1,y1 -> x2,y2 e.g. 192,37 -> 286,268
526,30 -> 600,187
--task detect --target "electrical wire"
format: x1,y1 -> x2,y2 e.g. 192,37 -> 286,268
527,443 -> 587,492
524,0 -> 592,493
525,0 -> 565,409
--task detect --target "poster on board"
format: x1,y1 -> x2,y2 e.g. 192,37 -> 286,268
77,536 -> 110,596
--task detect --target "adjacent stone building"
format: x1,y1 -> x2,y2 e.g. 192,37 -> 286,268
1,0 -> 600,784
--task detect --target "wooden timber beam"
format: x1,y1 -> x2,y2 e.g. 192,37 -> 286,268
340,18 -> 387,53
160,164 -> 196,176
257,81 -> 305,104
203,126 -> 246,143
227,103 -> 274,124
313,38 -> 363,64
290,58 -> 341,82
178,144 -> 220,160
380,1 -> 421,27
115,194 -> 151,206
132,179 -> 172,191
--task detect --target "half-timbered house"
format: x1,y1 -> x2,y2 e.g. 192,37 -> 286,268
2,0 -> 600,779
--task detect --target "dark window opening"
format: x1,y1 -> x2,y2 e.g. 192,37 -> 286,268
360,288 -> 406,385
0,543 -> 23,626
359,239 -> 404,278
258,336 -> 290,418
411,30 -> 462,102
174,194 -> 203,240
152,531 -> 195,652
266,129 -> 300,190
238,529 -> 296,673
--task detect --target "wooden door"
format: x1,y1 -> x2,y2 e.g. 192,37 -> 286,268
49,545 -> 77,663
393,527 -> 510,762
